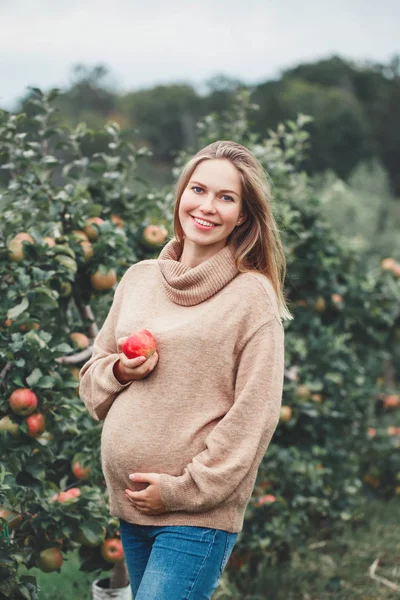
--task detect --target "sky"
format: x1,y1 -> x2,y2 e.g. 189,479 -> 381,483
1,0 -> 399,111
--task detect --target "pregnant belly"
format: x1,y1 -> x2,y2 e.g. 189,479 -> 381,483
100,391 -> 206,492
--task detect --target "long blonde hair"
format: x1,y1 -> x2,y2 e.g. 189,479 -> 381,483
172,140 -> 293,321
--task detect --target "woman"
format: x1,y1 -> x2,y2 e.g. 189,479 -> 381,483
79,140 -> 292,599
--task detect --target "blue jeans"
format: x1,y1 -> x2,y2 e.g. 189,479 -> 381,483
119,519 -> 238,599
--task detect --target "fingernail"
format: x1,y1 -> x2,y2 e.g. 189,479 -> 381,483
129,474 -> 135,480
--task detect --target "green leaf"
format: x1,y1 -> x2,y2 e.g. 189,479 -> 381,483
53,342 -> 74,354
7,297 -> 29,320
26,368 -> 43,388
36,376 -> 56,389
30,287 -> 58,309
24,330 -> 46,349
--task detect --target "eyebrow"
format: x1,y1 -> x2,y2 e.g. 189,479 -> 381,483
190,180 -> 240,198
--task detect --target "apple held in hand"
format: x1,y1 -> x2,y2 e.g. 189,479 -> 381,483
122,329 -> 157,360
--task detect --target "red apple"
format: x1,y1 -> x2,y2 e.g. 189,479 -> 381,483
331,293 -> 343,304
101,538 -> 124,563
122,329 -> 157,360
72,460 -> 91,480
0,507 -> 22,531
26,413 -> 45,437
383,394 -> 400,409
15,232 -> 34,243
279,405 -> 292,423
70,332 -> 90,350
20,322 -> 40,332
55,488 -> 81,503
7,233 -> 35,262
80,240 -> 93,261
311,393 -> 323,403
381,257 -> 396,271
111,215 -> 124,228
37,547 -> 63,572
84,217 -> 104,241
141,224 -> 168,250
257,494 -> 276,506
9,389 -> 38,416
90,268 -> 117,291
71,230 -> 89,242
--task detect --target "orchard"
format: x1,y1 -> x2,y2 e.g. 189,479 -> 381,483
0,89 -> 399,598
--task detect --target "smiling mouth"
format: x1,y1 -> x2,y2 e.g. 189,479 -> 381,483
191,215 -> 221,227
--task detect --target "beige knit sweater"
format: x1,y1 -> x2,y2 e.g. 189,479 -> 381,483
79,237 -> 285,533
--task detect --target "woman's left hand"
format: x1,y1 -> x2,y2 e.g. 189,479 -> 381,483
125,473 -> 168,514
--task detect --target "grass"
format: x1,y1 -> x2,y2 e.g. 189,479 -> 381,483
18,553 -> 112,600
19,498 -> 400,599
245,497 -> 400,599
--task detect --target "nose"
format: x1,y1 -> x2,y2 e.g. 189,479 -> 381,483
199,193 -> 217,213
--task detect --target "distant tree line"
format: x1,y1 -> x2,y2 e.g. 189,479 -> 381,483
11,55 -> 400,195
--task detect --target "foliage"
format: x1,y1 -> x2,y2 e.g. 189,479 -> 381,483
0,88 -> 399,598
315,159 -> 400,261
0,88 -> 169,597
11,54 -> 400,193
169,90 -> 400,593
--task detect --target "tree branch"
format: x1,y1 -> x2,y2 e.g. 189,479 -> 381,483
368,557 -> 400,592
55,346 -> 93,365
55,301 -> 98,365
74,301 -> 99,339
0,362 -> 12,380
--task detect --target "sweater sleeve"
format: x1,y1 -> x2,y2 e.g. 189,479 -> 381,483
79,270 -> 133,422
158,316 -> 285,512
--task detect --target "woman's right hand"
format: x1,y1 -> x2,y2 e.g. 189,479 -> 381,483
113,337 -> 159,384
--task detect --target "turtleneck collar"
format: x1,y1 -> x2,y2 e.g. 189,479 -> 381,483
157,237 -> 239,306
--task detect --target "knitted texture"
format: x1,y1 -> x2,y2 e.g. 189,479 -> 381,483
79,237 -> 285,533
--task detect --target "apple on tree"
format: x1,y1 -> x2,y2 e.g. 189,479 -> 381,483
111,214 -> 124,228
140,224 -> 168,251
84,217 -> 105,241
37,547 -> 63,572
90,268 -> 117,291
279,405 -> 292,423
72,458 -> 91,480
7,232 -> 35,262
101,538 -> 125,563
9,389 -> 38,416
70,332 -> 90,350
26,413 -> 46,437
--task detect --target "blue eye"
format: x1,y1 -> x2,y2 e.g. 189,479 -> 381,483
191,186 -> 233,201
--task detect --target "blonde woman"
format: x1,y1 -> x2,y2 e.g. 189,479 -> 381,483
79,141 -> 292,599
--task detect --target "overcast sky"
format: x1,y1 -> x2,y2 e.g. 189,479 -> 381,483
1,0 -> 399,111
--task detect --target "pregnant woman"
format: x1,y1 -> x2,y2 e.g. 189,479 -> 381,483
79,140 -> 292,599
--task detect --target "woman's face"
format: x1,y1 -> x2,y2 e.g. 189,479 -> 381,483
178,159 -> 245,247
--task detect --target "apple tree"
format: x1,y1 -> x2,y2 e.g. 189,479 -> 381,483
171,90 -> 400,593
0,89 -> 169,598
